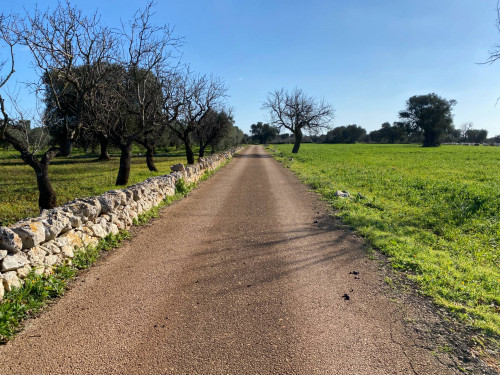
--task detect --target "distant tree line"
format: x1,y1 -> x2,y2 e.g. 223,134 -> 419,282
249,119 -> 491,146
0,1 -> 243,211
251,93 -> 494,147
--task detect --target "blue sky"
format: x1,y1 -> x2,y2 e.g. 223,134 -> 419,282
3,0 -> 500,136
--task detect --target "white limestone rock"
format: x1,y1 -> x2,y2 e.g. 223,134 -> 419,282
171,163 -> 185,172
26,246 -> 48,266
66,213 -> 83,228
33,267 -> 45,276
11,221 -> 46,249
1,253 -> 30,272
44,254 -> 60,267
78,230 -> 99,247
42,216 -> 71,241
123,189 -> 134,204
91,224 -> 107,239
130,187 -> 142,201
107,190 -> 127,206
40,240 -> 61,254
2,271 -> 21,291
16,264 -> 31,278
61,245 -> 74,258
56,230 -> 84,249
96,217 -> 108,228
98,194 -> 115,214
0,226 -> 23,253
334,190 -> 351,198
81,198 -> 102,220
107,223 -> 120,236
0,250 -> 7,261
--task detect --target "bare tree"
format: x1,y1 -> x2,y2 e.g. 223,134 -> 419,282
262,88 -> 334,153
20,0 -> 118,156
460,122 -> 473,142
162,69 -> 228,164
0,14 -> 63,210
0,2 -> 119,210
107,1 -> 181,185
487,2 -> 500,64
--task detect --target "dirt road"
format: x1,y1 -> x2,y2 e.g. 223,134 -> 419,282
0,145 -> 462,374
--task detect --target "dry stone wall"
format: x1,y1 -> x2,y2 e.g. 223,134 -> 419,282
0,149 -> 238,300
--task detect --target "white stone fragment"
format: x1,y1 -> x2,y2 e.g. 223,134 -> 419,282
107,223 -> 119,236
11,221 -> 46,249
91,224 -> 107,239
41,240 -> 61,254
61,245 -> 74,258
16,264 -> 31,278
98,194 -> 115,214
171,163 -> 185,172
26,246 -> 48,266
1,253 -> 30,272
0,226 -> 23,253
44,254 -> 59,267
334,190 -> 351,198
3,271 -> 21,291
42,216 -> 70,241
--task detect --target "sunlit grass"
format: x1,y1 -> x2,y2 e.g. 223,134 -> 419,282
273,143 -> 500,336
0,148 -> 187,226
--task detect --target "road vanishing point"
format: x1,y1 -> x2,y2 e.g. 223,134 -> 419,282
0,146 -> 466,374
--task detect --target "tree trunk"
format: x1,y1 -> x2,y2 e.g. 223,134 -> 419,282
198,144 -> 207,158
184,139 -> 195,164
292,129 -> 303,153
4,130 -> 59,211
34,163 -> 58,210
211,144 -> 215,154
145,144 -> 158,172
58,135 -> 73,157
116,144 -> 132,186
97,134 -> 111,161
422,130 -> 439,147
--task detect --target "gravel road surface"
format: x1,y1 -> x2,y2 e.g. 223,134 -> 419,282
0,145 -> 461,374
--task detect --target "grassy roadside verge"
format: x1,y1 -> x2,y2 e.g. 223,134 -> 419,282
270,144 -> 499,339
0,157 -> 233,343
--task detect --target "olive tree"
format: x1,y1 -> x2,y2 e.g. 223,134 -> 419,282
399,93 -> 456,147
193,108 -> 234,158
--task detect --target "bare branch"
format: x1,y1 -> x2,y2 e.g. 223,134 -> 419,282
262,88 -> 334,153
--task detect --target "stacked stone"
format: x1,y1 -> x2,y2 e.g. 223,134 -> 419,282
0,149 -> 239,300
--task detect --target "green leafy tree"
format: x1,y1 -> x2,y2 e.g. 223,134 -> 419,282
325,124 -> 366,143
194,109 -> 234,158
250,122 -> 279,144
465,129 -> 488,143
399,93 -> 456,147
368,122 -> 409,143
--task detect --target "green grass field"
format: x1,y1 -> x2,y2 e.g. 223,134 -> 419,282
272,143 -> 500,336
0,149 -> 187,226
